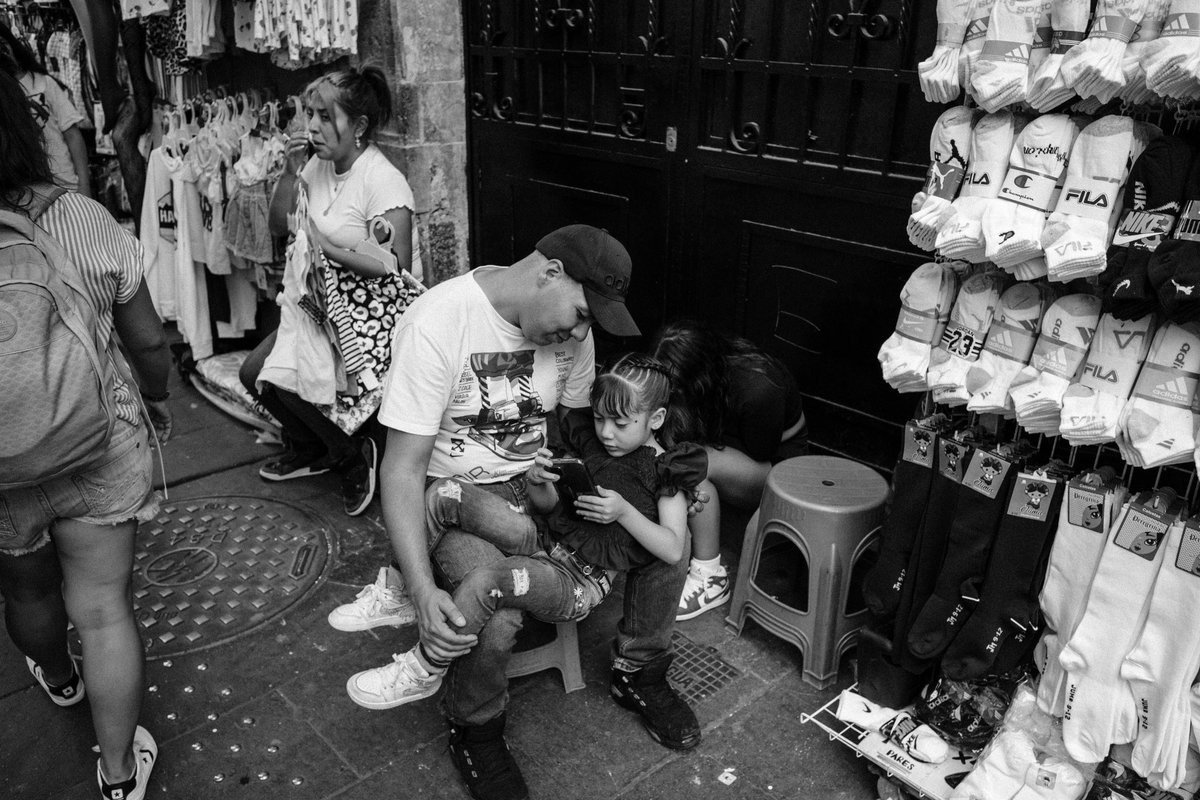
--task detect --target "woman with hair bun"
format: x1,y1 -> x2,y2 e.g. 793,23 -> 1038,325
241,64 -> 423,517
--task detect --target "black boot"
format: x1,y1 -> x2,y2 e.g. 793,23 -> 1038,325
447,713 -> 529,800
610,655 -> 701,750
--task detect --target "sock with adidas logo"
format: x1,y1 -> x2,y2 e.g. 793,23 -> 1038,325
1008,293 -> 1102,434
982,114 -> 1081,268
1060,313 -> 1155,445
1042,117 -> 1149,283
1027,0 -> 1091,109
969,0 -> 1042,110
1058,0 -> 1150,102
958,0 -> 1002,89
937,111 -> 1022,263
1119,0 -> 1172,103
1143,0 -> 1200,98
1116,322 -> 1200,468
928,271 -> 1008,405
908,108 -> 978,251
918,0 -> 975,102
966,282 -> 1055,413
878,262 -> 960,393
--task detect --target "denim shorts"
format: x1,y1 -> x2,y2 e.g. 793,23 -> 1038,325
0,420 -> 158,556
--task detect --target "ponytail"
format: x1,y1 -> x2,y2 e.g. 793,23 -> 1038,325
304,64 -> 395,141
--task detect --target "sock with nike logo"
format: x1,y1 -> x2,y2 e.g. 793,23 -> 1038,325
1027,0 -> 1091,109
938,111 -> 1023,263
1149,152 -> 1200,324
928,271 -> 1009,405
1115,322 -> 1200,467
969,0 -> 1046,110
1060,312 -> 1155,445
982,114 -> 1081,268
919,0 -> 976,102
967,282 -> 1056,413
1008,293 -> 1102,434
878,262 -> 961,393
909,108 -> 978,251
1058,0 -> 1152,102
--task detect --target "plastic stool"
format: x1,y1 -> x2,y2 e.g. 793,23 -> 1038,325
725,456 -> 888,689
506,620 -> 585,693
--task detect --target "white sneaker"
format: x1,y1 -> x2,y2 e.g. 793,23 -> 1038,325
346,649 -> 443,710
98,725 -> 157,800
676,569 -> 731,621
328,567 -> 416,631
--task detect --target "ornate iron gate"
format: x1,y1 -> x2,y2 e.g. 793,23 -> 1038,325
464,0 -> 948,467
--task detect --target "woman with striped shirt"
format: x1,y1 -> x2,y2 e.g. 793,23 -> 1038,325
0,69 -> 171,800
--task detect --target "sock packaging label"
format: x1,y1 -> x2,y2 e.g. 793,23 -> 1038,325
1113,497 -> 1173,560
1111,205 -> 1177,251
924,160 -> 967,201
936,437 -> 973,482
1174,200 -> 1200,243
1006,473 -> 1059,521
940,320 -> 988,360
1087,14 -> 1139,41
961,449 -> 1014,499
894,304 -> 944,345
901,421 -> 938,467
1058,175 -> 1121,223
998,166 -> 1058,212
1176,519 -> 1200,575
1066,474 -> 1108,530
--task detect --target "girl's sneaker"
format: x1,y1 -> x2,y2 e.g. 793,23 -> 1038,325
98,725 -> 157,800
26,656 -> 86,707
327,566 -> 416,631
676,569 -> 731,621
346,649 -> 442,709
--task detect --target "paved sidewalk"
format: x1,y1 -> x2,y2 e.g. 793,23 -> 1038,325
1,369 -> 875,800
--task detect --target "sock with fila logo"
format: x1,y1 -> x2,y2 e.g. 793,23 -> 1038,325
1150,153 -> 1200,324
1115,322 -> 1200,467
1119,0 -> 1173,103
1027,0 -> 1091,109
878,262 -> 960,393
1143,0 -> 1200,99
941,471 -> 1065,680
967,282 -> 1056,413
938,112 -> 1023,263
1008,293 -> 1102,434
969,0 -> 1043,110
1121,517 -> 1200,786
1059,489 -> 1183,762
908,108 -> 978,251
1042,117 -> 1148,282
1060,313 -> 1155,445
982,114 -> 1081,268
919,0 -> 975,102
1058,0 -> 1151,102
929,271 -> 1009,405
958,0 -> 1002,90
1037,469 -> 1126,716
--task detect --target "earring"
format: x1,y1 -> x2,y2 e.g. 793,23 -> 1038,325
355,133 -> 363,149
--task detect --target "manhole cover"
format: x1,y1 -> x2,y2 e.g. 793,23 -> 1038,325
131,496 -> 334,659
668,631 -> 740,705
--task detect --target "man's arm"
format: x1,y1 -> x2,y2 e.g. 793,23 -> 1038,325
380,428 -> 477,661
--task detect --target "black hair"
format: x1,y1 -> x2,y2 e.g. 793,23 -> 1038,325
0,23 -> 46,76
304,64 -> 394,142
591,353 -> 673,420
0,68 -> 53,209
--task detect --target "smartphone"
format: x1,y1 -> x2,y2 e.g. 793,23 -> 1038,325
546,457 -> 599,517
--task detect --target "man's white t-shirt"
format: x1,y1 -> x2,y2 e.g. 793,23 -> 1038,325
299,145 -> 424,282
379,267 -> 595,483
20,72 -> 85,191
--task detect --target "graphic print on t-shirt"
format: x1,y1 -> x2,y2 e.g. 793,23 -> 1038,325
25,91 -> 51,128
451,350 -> 546,461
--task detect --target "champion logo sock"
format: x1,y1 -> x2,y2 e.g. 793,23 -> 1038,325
967,282 -> 1055,413
919,0 -> 976,102
938,111 -> 1023,262
982,114 -> 1081,268
878,262 -> 960,393
970,0 -> 1047,110
929,271 -> 1009,405
1059,0 -> 1151,102
909,108 -> 978,251
1060,313 -> 1155,445
1115,322 -> 1200,468
1009,293 -> 1102,434
1027,0 -> 1091,109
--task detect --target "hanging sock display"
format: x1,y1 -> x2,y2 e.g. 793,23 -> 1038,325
1058,0 -> 1152,102
919,0 -> 976,101
959,0 -> 1003,91
1115,322 -> 1200,467
1059,312 -> 1156,444
908,108 -> 978,251
878,262 -> 961,393
1120,0 -> 1174,103
1147,154 -> 1200,324
937,111 -> 1023,263
927,271 -> 1010,405
1027,0 -> 1092,109
966,281 -> 1057,413
1141,0 -> 1200,99
969,0 -> 1051,110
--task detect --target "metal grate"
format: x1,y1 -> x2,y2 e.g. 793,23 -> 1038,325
667,631 -> 741,705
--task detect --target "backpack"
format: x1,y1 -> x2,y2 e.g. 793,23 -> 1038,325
0,186 -> 124,491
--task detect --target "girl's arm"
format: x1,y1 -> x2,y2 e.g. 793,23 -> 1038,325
62,124 -> 92,198
312,207 -> 413,279
524,448 -> 562,515
575,488 -> 688,564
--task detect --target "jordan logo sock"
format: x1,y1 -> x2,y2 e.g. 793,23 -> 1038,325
879,262 -> 960,393
1115,321 -> 1200,468
982,114 -> 1081,268
929,271 -> 1009,406
1060,313 -> 1155,445
1009,293 -> 1102,434
970,0 -> 1044,110
938,111 -> 1022,263
941,469 -> 1065,680
1059,0 -> 1152,102
919,0 -> 976,102
1027,0 -> 1091,109
967,282 -> 1056,413
909,107 -> 978,251
907,446 -> 1019,659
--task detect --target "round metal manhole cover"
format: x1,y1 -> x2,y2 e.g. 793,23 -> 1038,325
131,496 -> 334,659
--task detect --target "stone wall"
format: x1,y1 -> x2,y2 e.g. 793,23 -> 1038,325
358,0 -> 469,284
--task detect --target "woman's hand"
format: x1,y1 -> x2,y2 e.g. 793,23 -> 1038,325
144,398 -> 173,444
573,485 -> 629,525
525,448 -> 560,486
285,133 -> 311,175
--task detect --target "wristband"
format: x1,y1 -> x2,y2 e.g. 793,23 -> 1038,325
141,389 -> 170,403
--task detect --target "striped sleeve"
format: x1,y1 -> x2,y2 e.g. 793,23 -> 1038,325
40,192 -> 145,309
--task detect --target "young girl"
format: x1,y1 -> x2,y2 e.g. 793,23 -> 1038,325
345,354 -> 706,714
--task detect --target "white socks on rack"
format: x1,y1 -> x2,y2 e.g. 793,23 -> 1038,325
1042,117 -> 1149,282
1058,0 -> 1151,102
835,689 -> 950,764
938,111 -> 1022,263
1027,0 -> 1092,109
966,282 -> 1055,412
970,0 -> 1047,110
1060,312 -> 1155,444
1120,0 -> 1173,103
920,0 -> 976,102
879,263 -> 961,393
1142,0 -> 1200,99
1116,322 -> 1200,468
960,0 -> 1003,90
982,114 -> 1080,268
929,271 -> 1009,405
909,108 -> 978,251
1008,293 -> 1102,434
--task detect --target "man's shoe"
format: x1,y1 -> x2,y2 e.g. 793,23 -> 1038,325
26,656 -> 86,707
676,569 -> 732,621
346,650 -> 442,709
447,713 -> 529,800
259,450 -> 330,481
328,566 -> 416,631
341,437 -> 378,517
610,656 -> 701,750
98,725 -> 157,800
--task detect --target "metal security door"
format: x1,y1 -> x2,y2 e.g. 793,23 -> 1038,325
464,1 -> 948,468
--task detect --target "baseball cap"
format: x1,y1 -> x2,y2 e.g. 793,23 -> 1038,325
536,224 -> 640,337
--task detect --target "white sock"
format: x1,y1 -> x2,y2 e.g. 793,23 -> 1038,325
1059,0 -> 1150,101
835,689 -> 950,763
385,564 -> 405,593
1025,3 -> 1055,91
1143,0 -> 1200,98
878,263 -> 960,393
949,729 -> 1037,800
689,556 -> 724,579
1117,322 -> 1200,469
1027,0 -> 1092,109
1042,117 -> 1146,282
909,107 -> 978,251
1060,312 -> 1155,444
938,111 -> 1022,262
1008,293 -> 1101,433
982,114 -> 1081,268
966,281 -> 1054,412
927,271 -> 1008,405
970,0 -> 1043,110
1119,0 -> 1173,102
920,0 -> 976,102
959,0 -> 1003,89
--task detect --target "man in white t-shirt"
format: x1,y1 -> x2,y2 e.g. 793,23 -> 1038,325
329,225 -> 699,800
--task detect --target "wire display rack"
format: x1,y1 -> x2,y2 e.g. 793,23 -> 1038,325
801,685 -> 979,800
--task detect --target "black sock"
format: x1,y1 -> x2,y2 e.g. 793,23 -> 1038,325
863,455 -> 935,618
419,642 -> 451,670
